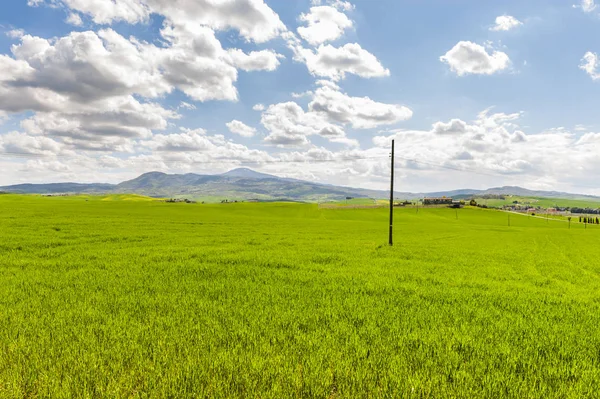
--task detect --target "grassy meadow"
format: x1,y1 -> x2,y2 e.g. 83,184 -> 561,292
473,195 -> 600,209
1,194 -> 600,398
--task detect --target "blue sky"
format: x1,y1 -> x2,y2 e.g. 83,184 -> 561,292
1,0 -> 600,194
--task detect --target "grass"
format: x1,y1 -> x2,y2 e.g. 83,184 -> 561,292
1,194 -> 600,398
473,196 -> 600,209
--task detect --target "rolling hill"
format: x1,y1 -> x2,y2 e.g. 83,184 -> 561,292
2,168 -> 600,203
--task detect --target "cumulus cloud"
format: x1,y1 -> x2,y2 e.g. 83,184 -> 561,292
261,101 -> 345,147
580,52 -> 600,80
297,6 -> 353,46
311,0 -> 354,11
33,0 -> 286,43
369,108 -> 600,189
309,86 -> 412,129
0,131 -> 63,155
145,128 -> 213,152
260,85 -> 410,147
66,12 -> 83,26
6,29 -> 25,39
143,129 -> 273,165
226,49 -> 282,72
490,15 -> 522,31
227,120 -> 257,138
21,96 -> 177,139
253,104 -> 266,111
6,30 -> 170,104
431,119 -> 470,135
440,41 -> 510,76
292,42 -> 390,81
0,18 -> 286,150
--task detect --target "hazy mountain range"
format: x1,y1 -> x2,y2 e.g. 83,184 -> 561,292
1,168 -> 599,202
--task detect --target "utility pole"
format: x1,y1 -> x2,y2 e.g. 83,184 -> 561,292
389,140 -> 395,246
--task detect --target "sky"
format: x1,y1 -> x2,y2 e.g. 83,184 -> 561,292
1,0 -> 600,194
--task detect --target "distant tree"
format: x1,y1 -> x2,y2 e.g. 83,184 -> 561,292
470,199 -> 477,206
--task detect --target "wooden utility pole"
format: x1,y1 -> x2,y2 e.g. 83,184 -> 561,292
389,140 -> 395,246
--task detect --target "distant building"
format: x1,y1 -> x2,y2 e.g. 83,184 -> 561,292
423,197 -> 453,205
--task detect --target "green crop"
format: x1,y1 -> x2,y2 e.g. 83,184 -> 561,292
1,194 -> 599,398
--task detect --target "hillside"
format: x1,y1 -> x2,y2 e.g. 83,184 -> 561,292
2,169 -> 600,203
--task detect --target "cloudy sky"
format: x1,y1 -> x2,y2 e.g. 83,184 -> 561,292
1,0 -> 600,194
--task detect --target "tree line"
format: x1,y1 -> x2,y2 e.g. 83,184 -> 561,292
579,216 -> 600,224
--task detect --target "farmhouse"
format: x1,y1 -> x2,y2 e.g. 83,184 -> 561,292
423,197 -> 453,205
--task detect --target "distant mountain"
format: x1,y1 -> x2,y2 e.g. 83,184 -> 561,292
220,168 -> 277,180
2,168 -> 600,203
0,182 -> 115,194
112,169 -> 384,201
470,186 -> 600,201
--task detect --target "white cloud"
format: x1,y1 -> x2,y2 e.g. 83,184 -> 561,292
297,6 -> 353,46
292,91 -> 313,98
226,49 -> 282,72
440,41 -> 510,76
7,30 -> 170,103
0,131 -> 63,155
315,79 -> 340,90
178,101 -> 196,110
311,0 -> 354,12
157,23 -> 239,102
431,119 -> 470,135
292,43 -> 390,81
490,15 -> 522,31
66,12 -> 83,26
34,0 -> 286,43
6,29 -> 25,39
0,18 -> 287,151
577,0 -> 597,13
309,85 -> 413,129
253,104 -> 266,111
580,51 -> 600,80
0,30 -> 184,150
260,85 -> 408,147
145,128 -> 213,152
226,120 -> 257,138
143,130 -> 273,166
369,108 -> 600,189
261,101 -> 349,147
60,0 -> 150,24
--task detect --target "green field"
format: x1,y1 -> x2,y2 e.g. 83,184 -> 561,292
1,195 -> 600,398
473,195 -> 600,209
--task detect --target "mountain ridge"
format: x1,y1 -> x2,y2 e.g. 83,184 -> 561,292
1,168 -> 599,202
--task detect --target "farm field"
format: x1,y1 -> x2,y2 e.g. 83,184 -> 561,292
1,195 -> 600,398
472,195 -> 600,209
